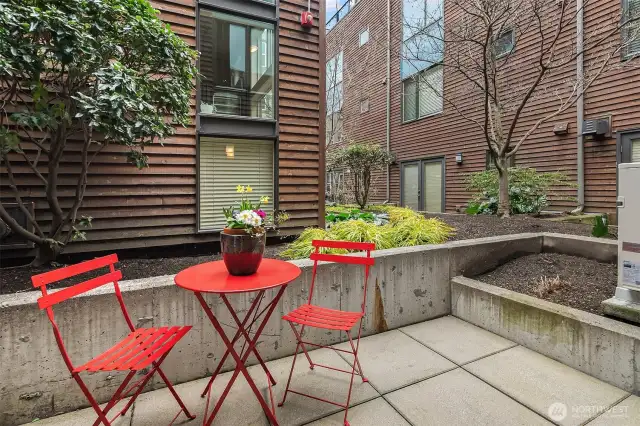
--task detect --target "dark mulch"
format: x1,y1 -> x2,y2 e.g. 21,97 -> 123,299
425,213 -> 613,241
474,253 -> 617,315
0,244 -> 288,295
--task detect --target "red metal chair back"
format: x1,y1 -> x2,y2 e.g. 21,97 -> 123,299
308,240 -> 375,314
31,254 -> 135,372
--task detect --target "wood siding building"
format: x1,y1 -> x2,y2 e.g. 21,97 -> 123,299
326,0 -> 640,216
0,0 -> 325,258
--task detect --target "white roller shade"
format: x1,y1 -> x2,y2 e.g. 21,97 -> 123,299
632,138 -> 640,162
199,138 -> 274,230
423,161 -> 443,212
403,78 -> 417,122
402,163 -> 420,210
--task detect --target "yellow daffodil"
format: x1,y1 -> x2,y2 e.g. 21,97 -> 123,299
236,185 -> 245,193
260,196 -> 270,204
246,185 -> 253,193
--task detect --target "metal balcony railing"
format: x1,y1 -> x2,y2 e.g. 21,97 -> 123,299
326,0 -> 361,33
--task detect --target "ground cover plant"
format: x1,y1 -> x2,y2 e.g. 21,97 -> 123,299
280,205 -> 454,260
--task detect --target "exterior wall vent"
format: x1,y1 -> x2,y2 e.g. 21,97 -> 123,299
582,118 -> 610,140
0,202 -> 35,249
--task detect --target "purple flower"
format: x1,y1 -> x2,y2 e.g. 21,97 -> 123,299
255,209 -> 267,218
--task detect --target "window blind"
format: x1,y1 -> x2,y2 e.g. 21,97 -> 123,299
403,78 -> 417,121
632,138 -> 640,162
418,65 -> 443,118
199,138 -> 274,230
423,161 -> 442,212
402,163 -> 420,210
624,0 -> 640,57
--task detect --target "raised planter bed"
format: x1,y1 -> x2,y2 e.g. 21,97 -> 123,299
451,275 -> 640,395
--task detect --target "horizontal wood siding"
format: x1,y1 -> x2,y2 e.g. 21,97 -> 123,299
0,0 -> 322,256
278,0 -> 324,231
328,0 -> 639,216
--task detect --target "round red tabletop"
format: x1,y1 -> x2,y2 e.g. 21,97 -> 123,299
174,259 -> 301,294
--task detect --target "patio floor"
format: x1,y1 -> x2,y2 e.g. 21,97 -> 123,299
30,316 -> 639,426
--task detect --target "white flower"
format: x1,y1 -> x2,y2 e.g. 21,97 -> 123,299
237,210 -> 262,227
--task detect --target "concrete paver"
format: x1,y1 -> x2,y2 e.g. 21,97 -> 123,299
587,394 -> 640,426
333,329 -> 456,393
26,318 -> 639,426
304,398 -> 410,426
400,315 -> 517,364
385,368 -> 551,426
27,399 -> 132,426
464,345 -> 630,426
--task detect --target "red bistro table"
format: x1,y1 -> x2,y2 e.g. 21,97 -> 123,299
174,259 -> 301,426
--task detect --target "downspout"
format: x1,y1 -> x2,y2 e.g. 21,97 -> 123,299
572,0 -> 585,214
384,0 -> 392,203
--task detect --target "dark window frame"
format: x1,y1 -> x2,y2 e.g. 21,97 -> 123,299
493,29 -> 515,59
401,64 -> 443,123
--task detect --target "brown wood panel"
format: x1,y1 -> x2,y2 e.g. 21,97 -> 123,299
1,0 -> 323,258
327,0 -> 637,214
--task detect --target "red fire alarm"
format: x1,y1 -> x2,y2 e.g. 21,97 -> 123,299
301,11 -> 314,28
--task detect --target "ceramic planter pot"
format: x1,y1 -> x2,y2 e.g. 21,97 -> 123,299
220,228 -> 266,276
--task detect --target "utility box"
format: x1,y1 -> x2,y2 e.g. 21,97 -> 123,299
618,163 -> 640,290
602,162 -> 640,323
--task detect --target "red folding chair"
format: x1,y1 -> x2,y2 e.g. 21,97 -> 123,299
32,254 -> 195,426
278,240 -> 375,426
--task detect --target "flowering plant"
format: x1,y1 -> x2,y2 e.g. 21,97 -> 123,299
223,185 -> 280,234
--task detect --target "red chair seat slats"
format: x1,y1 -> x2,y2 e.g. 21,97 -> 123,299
32,254 -> 195,426
283,304 -> 363,331
74,326 -> 192,373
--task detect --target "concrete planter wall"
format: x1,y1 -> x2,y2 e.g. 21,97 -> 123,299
0,232 -> 627,425
452,276 -> 640,395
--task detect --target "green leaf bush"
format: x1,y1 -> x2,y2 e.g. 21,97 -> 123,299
466,168 -> 575,215
281,206 -> 454,260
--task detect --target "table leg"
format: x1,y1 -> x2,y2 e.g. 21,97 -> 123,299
195,287 -> 287,426
199,291 -> 265,398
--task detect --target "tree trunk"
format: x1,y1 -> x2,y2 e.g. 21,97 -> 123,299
497,161 -> 510,218
31,241 -> 63,267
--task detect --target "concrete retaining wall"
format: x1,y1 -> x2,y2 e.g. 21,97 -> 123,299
1,234 -> 542,426
0,232 -> 622,425
451,276 -> 640,395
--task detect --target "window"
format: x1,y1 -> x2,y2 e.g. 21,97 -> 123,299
199,10 -> 275,119
403,65 -> 443,122
360,98 -> 370,113
326,51 -> 344,115
486,150 -> 516,170
493,29 -> 515,58
623,0 -> 640,58
401,0 -> 443,79
359,28 -> 369,46
199,138 -> 274,230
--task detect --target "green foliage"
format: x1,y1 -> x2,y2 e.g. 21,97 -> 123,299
466,168 -> 574,215
0,0 -> 198,263
282,205 -> 455,260
327,143 -> 394,209
391,216 -> 455,246
592,214 -> 609,238
328,221 -> 395,250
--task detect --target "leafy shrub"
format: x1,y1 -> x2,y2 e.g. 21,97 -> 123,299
592,214 -> 609,237
466,168 -> 574,215
280,228 -> 343,259
327,143 -> 395,209
326,209 -> 389,226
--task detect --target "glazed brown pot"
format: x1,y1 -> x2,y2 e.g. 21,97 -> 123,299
220,228 -> 266,276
